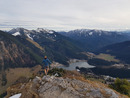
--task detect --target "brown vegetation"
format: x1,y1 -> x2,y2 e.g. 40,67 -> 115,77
0,65 -> 42,95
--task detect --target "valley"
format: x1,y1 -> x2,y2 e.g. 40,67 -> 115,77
0,28 -> 130,97
1,0 -> 130,97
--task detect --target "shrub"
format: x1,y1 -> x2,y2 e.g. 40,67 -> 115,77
109,78 -> 130,96
48,68 -> 65,77
1,73 -> 7,86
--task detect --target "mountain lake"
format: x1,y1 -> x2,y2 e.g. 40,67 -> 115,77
58,61 -> 95,70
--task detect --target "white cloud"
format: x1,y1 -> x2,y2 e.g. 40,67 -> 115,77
0,0 -> 130,31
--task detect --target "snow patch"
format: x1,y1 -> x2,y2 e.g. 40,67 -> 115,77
76,69 -> 80,72
99,33 -> 102,36
44,29 -> 54,34
79,30 -> 83,34
48,30 -> 54,34
12,32 -> 21,36
36,28 -> 54,34
36,28 -> 43,32
94,29 -> 102,33
23,30 -> 29,33
9,93 -> 21,98
89,32 -> 93,35
26,34 -> 33,40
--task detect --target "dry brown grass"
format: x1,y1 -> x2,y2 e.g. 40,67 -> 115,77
100,87 -> 129,98
62,70 -> 128,98
3,67 -> 129,98
26,38 -> 45,52
63,70 -> 106,88
0,65 -> 42,95
95,53 -> 120,62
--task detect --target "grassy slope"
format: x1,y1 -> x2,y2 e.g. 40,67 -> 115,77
95,53 -> 120,62
0,31 -> 44,69
26,38 -> 45,52
6,68 -> 129,98
0,65 -> 42,95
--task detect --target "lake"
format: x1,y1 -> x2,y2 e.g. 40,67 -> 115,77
58,61 -> 95,70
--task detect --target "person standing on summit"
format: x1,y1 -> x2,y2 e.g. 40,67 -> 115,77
42,56 -> 51,75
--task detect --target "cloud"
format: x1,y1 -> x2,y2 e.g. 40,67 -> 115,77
0,0 -> 130,31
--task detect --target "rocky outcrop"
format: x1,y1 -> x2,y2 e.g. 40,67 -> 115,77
7,75 -> 128,98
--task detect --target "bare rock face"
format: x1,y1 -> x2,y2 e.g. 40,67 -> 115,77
37,76 -> 127,98
7,75 -> 128,98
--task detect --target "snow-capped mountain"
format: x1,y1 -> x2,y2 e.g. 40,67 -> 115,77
36,28 -> 54,34
9,28 -> 130,52
59,29 -> 130,51
8,28 -> 88,65
60,29 -> 123,37
9,28 -> 56,41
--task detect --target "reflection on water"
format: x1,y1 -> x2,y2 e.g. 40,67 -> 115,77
58,61 -> 95,70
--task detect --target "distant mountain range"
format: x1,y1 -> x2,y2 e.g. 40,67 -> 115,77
59,29 -> 130,51
7,28 -> 130,65
0,27 -> 130,69
1,28 -> 130,98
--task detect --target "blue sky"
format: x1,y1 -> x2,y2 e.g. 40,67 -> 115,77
0,0 -> 130,31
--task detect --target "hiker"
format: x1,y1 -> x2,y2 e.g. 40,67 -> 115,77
42,56 -> 51,75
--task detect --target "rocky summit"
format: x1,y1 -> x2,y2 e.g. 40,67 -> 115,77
7,75 -> 128,98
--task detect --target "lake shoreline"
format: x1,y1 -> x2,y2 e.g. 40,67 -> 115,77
67,59 -> 88,64
58,60 -> 95,71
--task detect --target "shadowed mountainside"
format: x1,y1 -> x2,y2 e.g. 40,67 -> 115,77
96,40 -> 130,64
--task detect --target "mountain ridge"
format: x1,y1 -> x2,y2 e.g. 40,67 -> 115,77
8,28 -> 88,65
6,71 -> 128,98
58,29 -> 130,51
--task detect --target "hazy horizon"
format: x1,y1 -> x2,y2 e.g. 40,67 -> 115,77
0,0 -> 130,31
